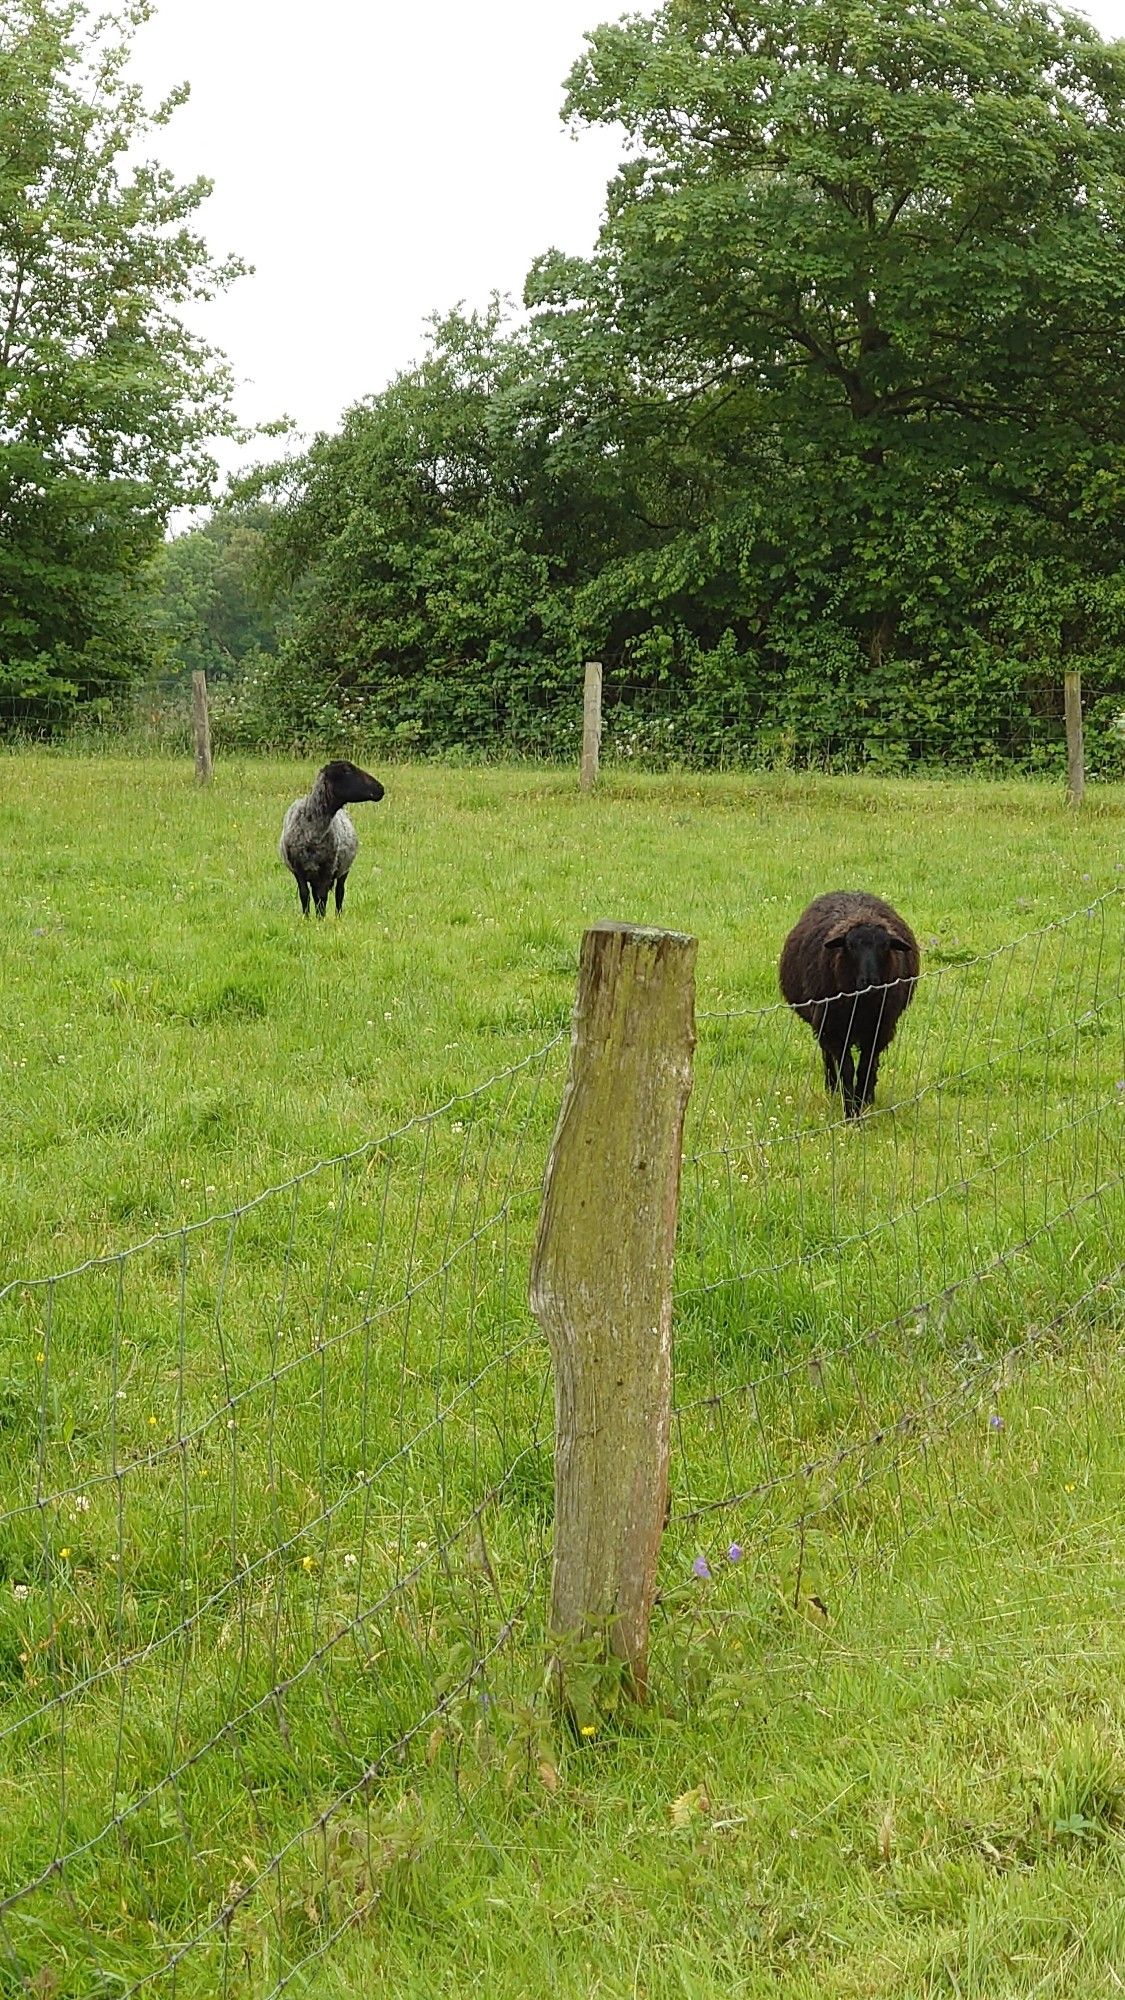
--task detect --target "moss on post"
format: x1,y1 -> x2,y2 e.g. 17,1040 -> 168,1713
530,921 -> 697,1707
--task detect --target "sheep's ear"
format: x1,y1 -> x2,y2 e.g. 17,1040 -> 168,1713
884,926 -> 914,952
823,924 -> 851,949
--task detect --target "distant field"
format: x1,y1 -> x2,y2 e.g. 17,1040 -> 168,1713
1,756 -> 1120,1267
0,757 -> 1122,1997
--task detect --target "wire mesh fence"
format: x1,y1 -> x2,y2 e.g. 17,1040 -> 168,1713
4,669 -> 1125,776
669,893 -> 1122,1551
0,893 -> 1121,1993
0,1040 -> 566,1996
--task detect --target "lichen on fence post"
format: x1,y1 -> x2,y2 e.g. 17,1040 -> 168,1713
530,921 -> 697,1711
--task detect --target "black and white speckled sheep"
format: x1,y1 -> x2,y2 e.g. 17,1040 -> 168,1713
279,761 -> 385,917
779,892 -> 920,1118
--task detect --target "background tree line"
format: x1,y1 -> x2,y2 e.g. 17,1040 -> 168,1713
5,0 -> 1125,769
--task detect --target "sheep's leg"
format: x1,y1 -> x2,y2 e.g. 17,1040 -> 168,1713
819,1042 -> 841,1096
857,1045 -> 881,1109
839,1049 -> 859,1119
314,893 -> 329,919
295,871 -> 311,917
334,874 -> 346,914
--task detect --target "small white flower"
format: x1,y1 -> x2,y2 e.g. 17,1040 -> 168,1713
12,1583 -> 29,1602
74,1494 -> 90,1513
343,1553 -> 358,1570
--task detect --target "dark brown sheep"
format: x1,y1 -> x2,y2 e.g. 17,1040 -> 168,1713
779,892 -> 920,1118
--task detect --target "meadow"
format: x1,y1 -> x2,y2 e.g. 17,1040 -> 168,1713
0,755 -> 1122,1998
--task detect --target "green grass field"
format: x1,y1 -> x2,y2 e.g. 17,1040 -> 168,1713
0,757 -> 1122,1998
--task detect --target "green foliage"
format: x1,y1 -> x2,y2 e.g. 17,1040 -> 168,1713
248,0 -> 1125,770
0,0 -> 244,723
242,302 -> 582,753
144,505 -> 285,683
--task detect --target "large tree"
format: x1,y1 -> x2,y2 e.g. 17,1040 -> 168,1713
146,505 -> 284,683
258,0 -> 1125,768
0,0 -> 244,719
249,305 -> 582,749
539,0 -> 1125,752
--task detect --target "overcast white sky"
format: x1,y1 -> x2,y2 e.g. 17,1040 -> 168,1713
130,0 -> 1125,480
130,0 -> 659,474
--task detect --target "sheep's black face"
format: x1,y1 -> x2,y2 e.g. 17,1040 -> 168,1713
831,923 -> 908,994
322,761 -> 385,807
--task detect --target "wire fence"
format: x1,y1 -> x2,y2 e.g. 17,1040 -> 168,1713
0,893 -> 1121,1994
4,669 -> 1125,776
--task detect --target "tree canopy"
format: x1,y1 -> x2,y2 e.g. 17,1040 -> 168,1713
0,0 -> 244,717
145,506 -> 284,683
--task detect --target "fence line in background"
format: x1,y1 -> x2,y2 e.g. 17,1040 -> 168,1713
3,667 -> 1124,782
0,891 -> 1120,1994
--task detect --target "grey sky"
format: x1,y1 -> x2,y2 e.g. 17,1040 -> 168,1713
130,0 -> 1125,479
132,0 -> 658,471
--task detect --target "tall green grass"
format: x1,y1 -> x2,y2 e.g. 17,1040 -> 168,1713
0,759 -> 1121,1996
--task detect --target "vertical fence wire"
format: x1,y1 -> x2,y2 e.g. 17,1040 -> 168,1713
0,894 -> 1121,1993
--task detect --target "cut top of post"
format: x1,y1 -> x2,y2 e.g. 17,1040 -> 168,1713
586,921 -> 696,945
572,922 -> 698,1040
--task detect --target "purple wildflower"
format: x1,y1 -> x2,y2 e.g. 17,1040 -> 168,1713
692,1555 -> 712,1580
727,1544 -> 744,1564
989,1413 -> 1004,1431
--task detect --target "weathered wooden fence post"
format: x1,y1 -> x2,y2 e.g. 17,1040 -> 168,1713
1064,670 -> 1084,805
580,661 -> 602,794
192,671 -> 213,786
530,922 -> 697,1710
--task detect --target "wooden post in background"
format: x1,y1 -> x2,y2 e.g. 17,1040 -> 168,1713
1065,671 -> 1084,805
530,922 -> 697,1710
192,671 -> 213,786
580,661 -> 602,794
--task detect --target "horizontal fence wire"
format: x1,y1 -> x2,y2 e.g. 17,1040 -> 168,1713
666,890 -> 1123,1573
0,1035 -> 567,1997
4,672 -> 1124,775
0,893 -> 1121,1994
